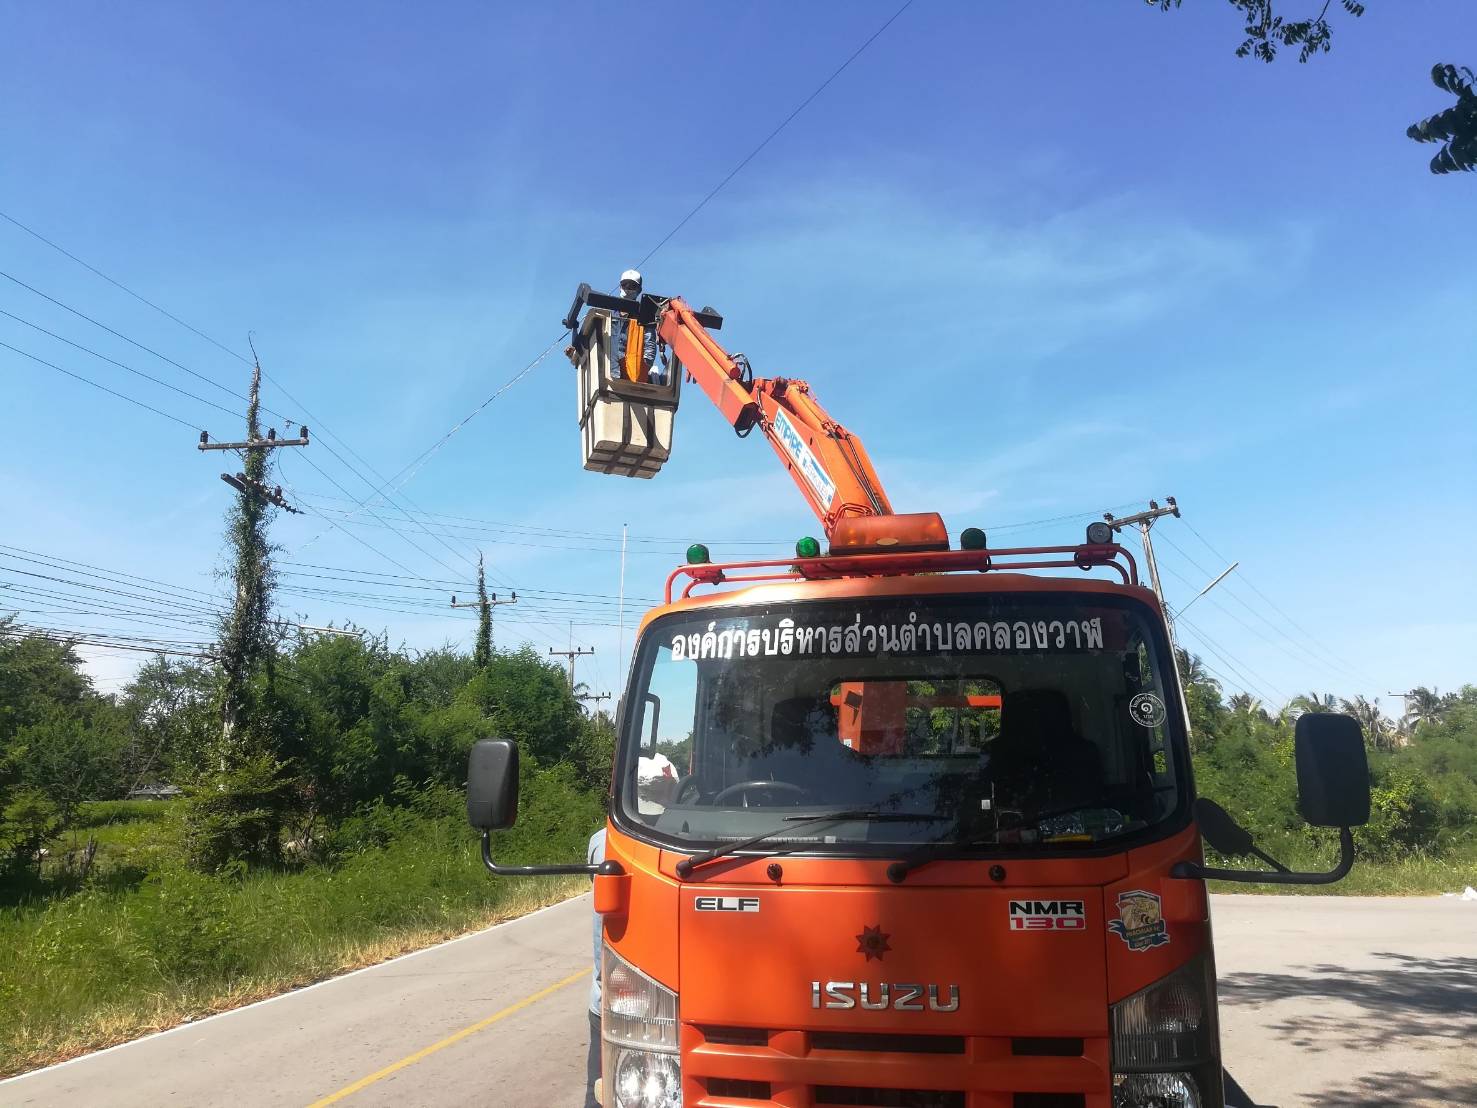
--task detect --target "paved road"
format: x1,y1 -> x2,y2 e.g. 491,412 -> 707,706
2,894 -> 1472,1108
1214,894 -> 1476,1108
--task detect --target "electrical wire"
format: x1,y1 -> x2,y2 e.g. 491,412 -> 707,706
0,309 -> 246,422
0,214 -> 504,586
634,0 -> 917,268
1178,518 -> 1378,685
1156,529 -> 1363,686
2,339 -> 213,433
0,268 -> 274,413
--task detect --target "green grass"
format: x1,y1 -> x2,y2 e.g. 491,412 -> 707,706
1208,846 -> 1477,896
0,792 -> 596,1078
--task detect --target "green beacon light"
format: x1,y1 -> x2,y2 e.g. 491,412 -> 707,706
795,536 -> 822,559
686,543 -> 711,565
959,527 -> 988,551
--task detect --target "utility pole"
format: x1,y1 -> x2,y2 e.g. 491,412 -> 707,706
549,625 -> 596,692
221,472 -> 301,513
197,426 -> 309,452
578,691 -> 612,709
1103,498 -> 1181,645
451,578 -> 517,660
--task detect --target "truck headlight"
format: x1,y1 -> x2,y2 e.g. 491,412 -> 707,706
603,945 -> 680,1108
1111,955 -> 1223,1108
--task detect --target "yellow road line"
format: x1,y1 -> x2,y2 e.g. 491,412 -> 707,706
305,967 -> 591,1107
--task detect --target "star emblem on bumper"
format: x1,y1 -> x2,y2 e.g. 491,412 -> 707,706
856,924 -> 892,962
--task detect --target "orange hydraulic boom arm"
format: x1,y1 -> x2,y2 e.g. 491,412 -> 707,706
563,282 -> 945,548
655,296 -> 893,539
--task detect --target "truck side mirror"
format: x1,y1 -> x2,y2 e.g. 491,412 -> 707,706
467,739 -> 519,831
1295,713 -> 1371,828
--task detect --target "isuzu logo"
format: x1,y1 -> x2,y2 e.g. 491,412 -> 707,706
810,981 -> 960,1012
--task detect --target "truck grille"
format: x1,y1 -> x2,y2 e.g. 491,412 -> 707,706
815,1088 -> 965,1107
687,1024 -> 1107,1107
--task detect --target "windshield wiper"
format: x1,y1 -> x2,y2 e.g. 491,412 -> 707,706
886,830 -> 1000,884
674,809 -> 943,879
886,804 -> 1128,883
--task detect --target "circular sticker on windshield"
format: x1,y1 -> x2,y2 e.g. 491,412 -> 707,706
1130,693 -> 1168,728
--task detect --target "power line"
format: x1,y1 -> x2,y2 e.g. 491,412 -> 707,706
634,0 -> 917,269
2,339 -> 212,433
0,209 -> 245,364
0,214 -> 498,587
0,544 -> 225,602
301,334 -> 569,531
1154,529 -> 1363,686
1178,518 -> 1377,684
0,268 -> 272,412
1176,615 -> 1288,707
0,624 -> 214,659
305,0 -> 920,509
0,309 -> 246,422
277,561 -> 662,605
290,451 -> 474,583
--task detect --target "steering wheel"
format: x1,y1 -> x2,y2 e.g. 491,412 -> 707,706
672,774 -> 702,805
712,780 -> 811,806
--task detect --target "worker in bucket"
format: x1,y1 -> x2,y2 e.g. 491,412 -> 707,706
610,269 -> 663,385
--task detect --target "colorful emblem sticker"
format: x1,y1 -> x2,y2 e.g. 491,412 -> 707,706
1129,692 -> 1168,728
1109,890 -> 1170,951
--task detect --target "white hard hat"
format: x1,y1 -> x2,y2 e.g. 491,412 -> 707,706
619,269 -> 642,289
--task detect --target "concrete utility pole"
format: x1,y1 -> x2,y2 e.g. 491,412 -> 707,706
221,472 -> 301,513
578,691 -> 612,708
549,626 -> 596,692
451,588 -> 517,651
197,426 -> 309,451
1103,498 -> 1181,648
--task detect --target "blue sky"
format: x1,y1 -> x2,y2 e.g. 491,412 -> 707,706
3,1 -> 1474,713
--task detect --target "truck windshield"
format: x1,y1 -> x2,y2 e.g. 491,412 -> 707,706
616,592 -> 1189,855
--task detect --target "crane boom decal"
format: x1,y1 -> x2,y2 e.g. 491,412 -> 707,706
772,407 -> 837,510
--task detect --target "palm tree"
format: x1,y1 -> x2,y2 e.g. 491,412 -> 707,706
1228,693 -> 1269,721
1401,686 -> 1449,734
1176,648 -> 1218,692
1340,695 -> 1395,751
1290,691 -> 1338,718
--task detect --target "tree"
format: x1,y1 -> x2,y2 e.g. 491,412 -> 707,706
1290,691 -> 1338,716
121,655 -> 218,786
1149,0 -> 1365,64
474,553 -> 492,670
1228,692 -> 1269,722
1400,686 -> 1451,734
13,704 -> 127,830
1340,694 -> 1396,750
1407,64 -> 1477,174
1176,648 -> 1225,750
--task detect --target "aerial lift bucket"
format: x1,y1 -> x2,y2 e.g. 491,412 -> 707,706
573,308 -> 680,479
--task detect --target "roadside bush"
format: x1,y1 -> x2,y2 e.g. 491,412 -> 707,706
131,869 -> 252,982
180,754 -> 295,872
1357,766 -> 1441,860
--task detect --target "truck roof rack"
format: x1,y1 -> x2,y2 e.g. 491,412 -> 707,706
664,542 -> 1139,603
